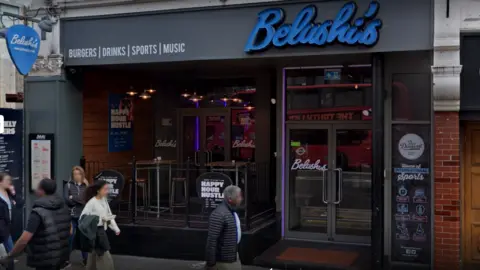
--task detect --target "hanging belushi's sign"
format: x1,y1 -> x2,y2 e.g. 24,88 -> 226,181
5,25 -> 40,75
244,1 -> 382,53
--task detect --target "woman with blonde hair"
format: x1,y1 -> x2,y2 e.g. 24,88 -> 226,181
64,166 -> 89,267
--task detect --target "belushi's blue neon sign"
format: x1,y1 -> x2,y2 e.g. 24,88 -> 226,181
244,1 -> 382,53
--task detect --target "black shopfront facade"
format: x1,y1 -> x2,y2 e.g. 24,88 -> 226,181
24,0 -> 434,269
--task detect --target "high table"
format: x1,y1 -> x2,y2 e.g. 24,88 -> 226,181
134,159 -> 176,217
206,161 -> 249,186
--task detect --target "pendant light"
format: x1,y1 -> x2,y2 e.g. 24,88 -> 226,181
181,90 -> 191,98
244,102 -> 254,110
146,86 -> 156,94
139,91 -> 151,100
126,86 -> 137,96
189,92 -> 202,103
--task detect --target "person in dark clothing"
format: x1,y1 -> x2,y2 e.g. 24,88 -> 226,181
64,166 -> 89,267
205,185 -> 243,270
4,181 -> 22,254
0,173 -> 14,270
0,178 -> 71,270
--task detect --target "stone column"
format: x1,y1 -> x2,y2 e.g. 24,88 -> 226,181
30,54 -> 64,77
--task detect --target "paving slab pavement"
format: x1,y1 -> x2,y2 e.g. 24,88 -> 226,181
11,251 -> 274,270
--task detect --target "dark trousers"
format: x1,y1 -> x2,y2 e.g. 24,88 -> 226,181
70,217 -> 88,260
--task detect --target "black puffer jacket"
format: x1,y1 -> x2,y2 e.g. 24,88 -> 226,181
0,193 -> 14,244
64,180 -> 87,218
205,201 -> 239,267
26,195 -> 71,269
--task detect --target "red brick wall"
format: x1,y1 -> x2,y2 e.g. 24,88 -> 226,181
434,111 -> 460,270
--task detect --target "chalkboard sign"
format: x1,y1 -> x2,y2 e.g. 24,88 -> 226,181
391,125 -> 431,265
196,172 -> 233,209
93,170 -> 125,203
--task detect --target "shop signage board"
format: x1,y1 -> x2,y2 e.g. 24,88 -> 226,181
287,107 -> 372,121
93,170 -> 125,203
391,125 -> 431,265
197,172 -> 233,209
29,133 -> 54,192
5,25 -> 40,75
244,1 -> 382,53
0,109 -> 23,240
61,0 -> 432,66
108,93 -> 133,152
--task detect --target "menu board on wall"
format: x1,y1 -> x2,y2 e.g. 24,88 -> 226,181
29,134 -> 54,192
108,93 -> 133,152
391,125 -> 431,264
0,109 -> 23,239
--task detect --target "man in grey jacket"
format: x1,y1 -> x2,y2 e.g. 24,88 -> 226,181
205,185 -> 243,270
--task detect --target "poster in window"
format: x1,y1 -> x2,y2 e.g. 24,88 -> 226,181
108,93 -> 133,152
0,109 -> 23,240
391,125 -> 431,265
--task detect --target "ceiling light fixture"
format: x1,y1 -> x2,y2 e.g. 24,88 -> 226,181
189,92 -> 202,103
126,86 -> 137,96
139,92 -> 151,100
181,90 -> 191,98
146,87 -> 156,94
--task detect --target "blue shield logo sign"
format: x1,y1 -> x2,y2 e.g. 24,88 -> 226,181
5,25 -> 40,75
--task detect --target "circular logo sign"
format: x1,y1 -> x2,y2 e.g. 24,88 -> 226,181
196,172 -> 233,209
398,133 -> 425,160
295,147 -> 306,156
93,170 -> 125,203
398,185 -> 408,196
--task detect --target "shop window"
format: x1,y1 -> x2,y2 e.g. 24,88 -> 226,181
392,74 -> 431,121
285,65 -> 372,121
231,109 -> 255,162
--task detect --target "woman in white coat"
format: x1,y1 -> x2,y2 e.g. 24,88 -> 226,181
81,180 -> 120,270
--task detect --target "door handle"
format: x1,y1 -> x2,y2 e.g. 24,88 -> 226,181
205,151 -> 211,164
322,169 -> 328,204
194,151 -> 200,166
333,168 -> 343,205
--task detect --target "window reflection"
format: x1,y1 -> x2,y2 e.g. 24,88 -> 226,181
231,109 -> 255,161
285,66 -> 372,121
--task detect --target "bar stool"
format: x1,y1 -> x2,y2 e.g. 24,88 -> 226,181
129,178 -> 147,210
170,177 -> 188,213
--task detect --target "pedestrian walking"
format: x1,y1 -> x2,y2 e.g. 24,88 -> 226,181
205,185 -> 243,270
64,166 -> 89,267
80,180 -> 120,270
0,173 -> 14,270
0,178 -> 71,270
3,181 -> 20,254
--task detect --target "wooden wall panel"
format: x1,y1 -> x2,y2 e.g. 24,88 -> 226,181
82,70 -> 154,178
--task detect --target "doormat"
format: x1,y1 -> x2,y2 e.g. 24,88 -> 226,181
276,247 -> 359,267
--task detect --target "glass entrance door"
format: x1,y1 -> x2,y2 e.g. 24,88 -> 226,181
178,109 -> 231,167
286,124 -> 372,244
